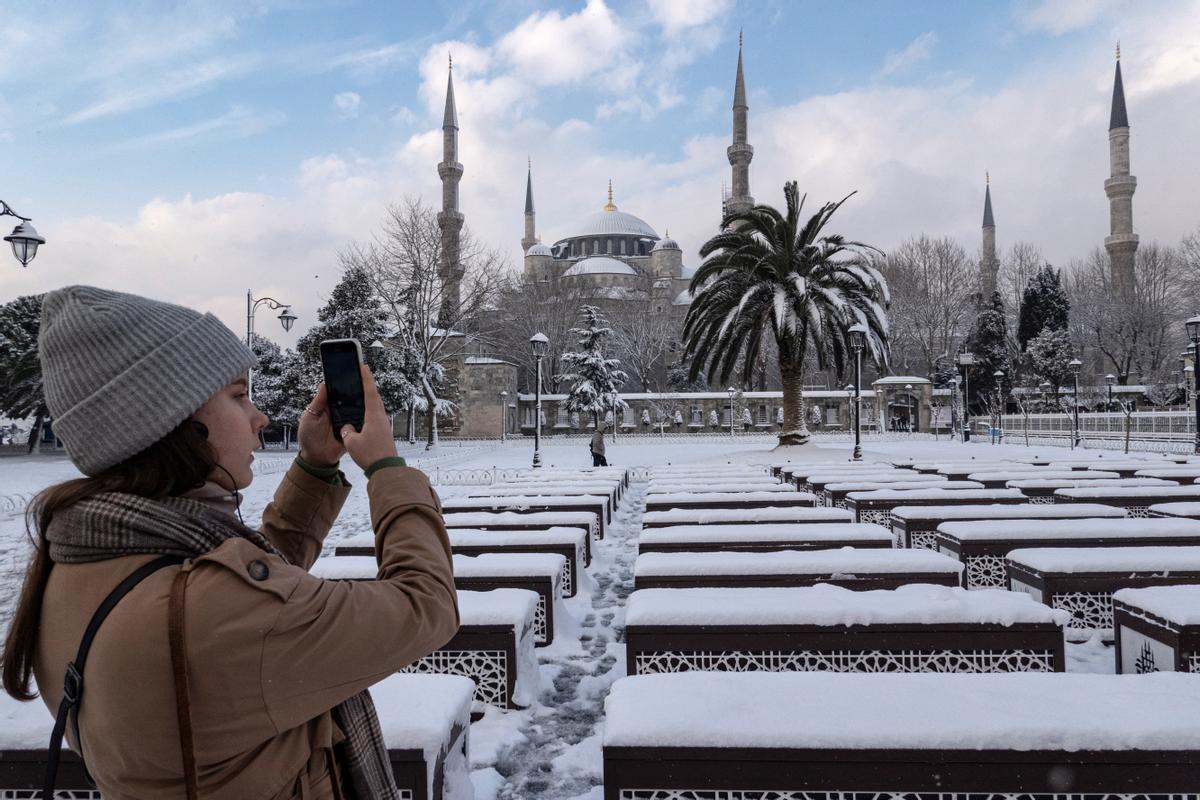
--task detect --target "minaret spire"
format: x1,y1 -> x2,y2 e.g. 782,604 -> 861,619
522,157 -> 537,253
1104,43 -> 1137,296
437,56 -> 465,324
725,31 -> 754,221
981,173 -> 997,296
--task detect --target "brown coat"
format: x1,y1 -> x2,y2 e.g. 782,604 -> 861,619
35,462 -> 459,800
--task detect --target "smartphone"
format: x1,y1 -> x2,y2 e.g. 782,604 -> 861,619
319,338 -> 365,441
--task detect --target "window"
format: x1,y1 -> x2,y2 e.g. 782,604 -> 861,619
758,404 -> 768,424
606,239 -> 613,254
620,239 -> 626,255
690,406 -> 702,425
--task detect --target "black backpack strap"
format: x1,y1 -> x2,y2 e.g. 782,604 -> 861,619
43,554 -> 185,799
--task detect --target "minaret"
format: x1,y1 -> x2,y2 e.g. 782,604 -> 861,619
725,30 -> 754,219
438,56 -> 465,325
981,172 -> 998,297
521,158 -> 537,253
1105,43 -> 1137,297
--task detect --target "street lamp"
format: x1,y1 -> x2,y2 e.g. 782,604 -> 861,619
726,386 -> 736,437
530,332 -> 549,468
1069,358 -> 1083,449
992,370 -> 1004,445
1105,373 -> 1117,434
499,390 -> 509,442
848,323 -> 867,459
950,374 -> 962,440
957,351 -> 976,441
1185,316 -> 1200,454
246,290 -> 296,402
1,200 -> 46,268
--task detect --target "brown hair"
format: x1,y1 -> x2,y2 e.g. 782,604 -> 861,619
2,420 -> 216,701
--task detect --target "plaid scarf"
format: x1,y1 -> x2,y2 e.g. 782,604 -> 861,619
46,491 -> 399,800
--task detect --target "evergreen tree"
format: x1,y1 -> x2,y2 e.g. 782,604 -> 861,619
1026,328 -> 1075,400
556,305 -> 627,427
1017,264 -> 1070,350
0,294 -> 48,451
295,265 -> 421,416
964,291 -> 1013,413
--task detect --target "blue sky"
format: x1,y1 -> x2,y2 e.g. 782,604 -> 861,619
3,0 -> 1199,343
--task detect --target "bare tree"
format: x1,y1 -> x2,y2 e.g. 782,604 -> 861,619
491,273 -> 593,394
610,307 -> 676,391
351,197 -> 508,448
997,241 -> 1045,337
878,236 -> 975,378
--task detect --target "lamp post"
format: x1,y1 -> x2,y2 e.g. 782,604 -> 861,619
530,332 -> 549,468
1069,358 -> 1083,449
726,386 -> 736,437
1105,373 -> 1117,435
848,323 -> 867,459
957,351 -> 975,441
499,390 -> 508,442
951,374 -> 962,441
246,290 -> 296,402
1185,316 -> 1200,454
992,370 -> 1004,445
1,201 -> 46,268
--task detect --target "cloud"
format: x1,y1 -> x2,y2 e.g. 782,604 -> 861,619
878,31 -> 937,78
647,0 -> 733,36
333,91 -> 362,118
496,0 -> 634,89
109,105 -> 285,150
1018,0 -> 1118,35
62,55 -> 258,125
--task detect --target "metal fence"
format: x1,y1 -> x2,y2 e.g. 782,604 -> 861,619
997,410 -> 1196,454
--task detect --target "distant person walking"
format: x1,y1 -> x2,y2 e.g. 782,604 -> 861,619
590,424 -> 608,467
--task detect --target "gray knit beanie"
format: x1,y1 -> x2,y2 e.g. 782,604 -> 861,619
39,286 -> 258,476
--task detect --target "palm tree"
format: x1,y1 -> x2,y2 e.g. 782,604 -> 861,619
683,181 -> 890,446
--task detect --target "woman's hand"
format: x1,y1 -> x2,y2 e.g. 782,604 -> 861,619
340,365 -> 399,470
297,383 -> 346,467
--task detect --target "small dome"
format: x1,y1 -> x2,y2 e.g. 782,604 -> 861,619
526,242 -> 553,257
671,287 -> 694,306
561,256 -> 638,277
652,236 -> 680,251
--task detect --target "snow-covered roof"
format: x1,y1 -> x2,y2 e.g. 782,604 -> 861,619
873,376 -> 931,386
568,208 -> 659,238
651,236 -> 679,251
465,355 -> 516,366
671,287 -> 693,306
526,242 -> 554,257
562,256 -> 637,277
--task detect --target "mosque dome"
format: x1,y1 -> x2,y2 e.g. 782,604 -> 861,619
526,242 -> 553,257
671,287 -> 694,306
652,234 -> 680,251
562,256 -> 638,277
571,208 -> 659,239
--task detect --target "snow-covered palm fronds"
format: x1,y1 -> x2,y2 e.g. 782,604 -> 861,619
683,181 -> 890,446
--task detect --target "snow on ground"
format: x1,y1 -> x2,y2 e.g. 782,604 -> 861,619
0,436 -> 1149,798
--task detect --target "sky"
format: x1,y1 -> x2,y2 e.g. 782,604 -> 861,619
1,0 -> 1199,347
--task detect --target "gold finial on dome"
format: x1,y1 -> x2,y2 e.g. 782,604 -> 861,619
603,179 -> 617,212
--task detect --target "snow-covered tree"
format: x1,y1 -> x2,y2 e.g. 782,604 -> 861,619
777,406 -> 784,425
1027,328 -> 1075,401
709,409 -> 719,428
964,291 -> 1012,414
641,408 -> 651,426
1017,264 -> 1070,351
0,294 -> 47,451
807,403 -> 823,429
743,407 -> 754,427
556,305 -> 628,428
673,409 -> 683,426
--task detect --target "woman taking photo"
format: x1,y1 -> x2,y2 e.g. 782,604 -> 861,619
2,285 -> 459,799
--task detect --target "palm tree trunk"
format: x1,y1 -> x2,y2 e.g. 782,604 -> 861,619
778,349 -> 810,446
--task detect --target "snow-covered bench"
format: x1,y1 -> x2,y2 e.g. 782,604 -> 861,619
1047,459 -> 1164,477
624,584 -> 1067,676
823,479 -> 979,509
643,490 -> 815,514
1113,585 -> 1200,674
400,589 -> 539,709
335,526 -> 586,597
1006,546 -> 1200,641
1009,476 -> 1172,503
312,553 -> 565,645
890,502 -> 1125,550
927,461 -> 1021,479
636,522 -> 892,554
934,517 -> 1200,589
469,482 -> 620,515
0,674 -> 478,799
845,487 -> 1026,526
799,470 -> 932,495
602,672 -> 1200,797
1054,484 -> 1200,516
441,495 -> 609,538
774,462 -> 888,483
441,510 -> 596,559
1150,501 -> 1200,520
1134,466 -> 1200,484
640,505 -> 851,529
632,548 -> 962,591
371,674 -> 474,800
646,481 -> 789,495
965,469 -> 1118,489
